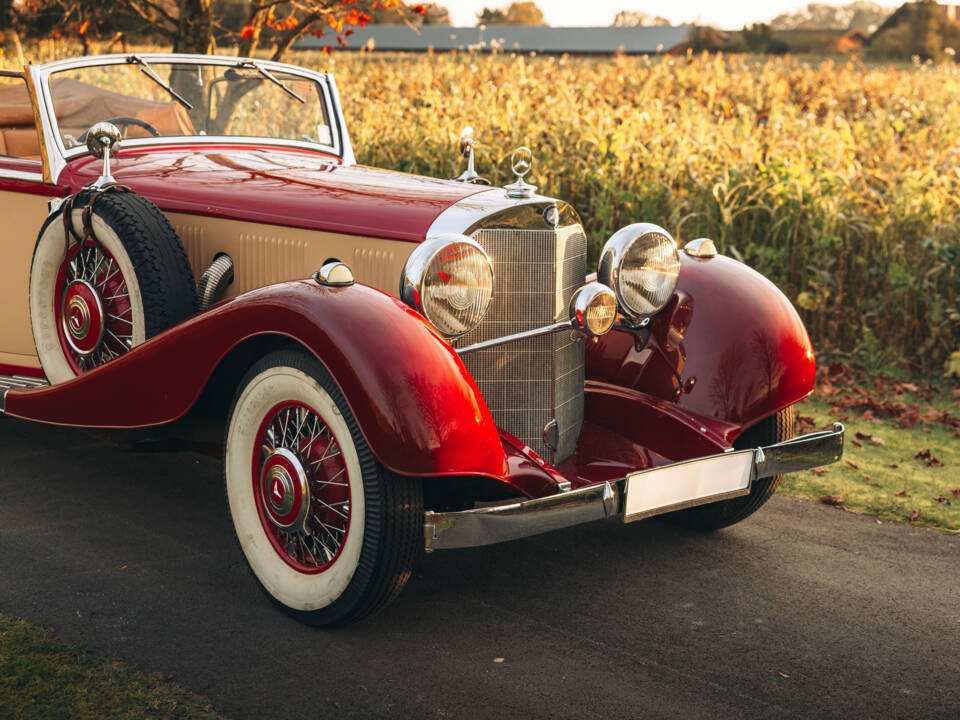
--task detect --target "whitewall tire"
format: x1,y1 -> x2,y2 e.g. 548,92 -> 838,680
29,190 -> 197,382
225,348 -> 422,626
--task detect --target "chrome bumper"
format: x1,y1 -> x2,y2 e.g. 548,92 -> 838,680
424,423 -> 844,551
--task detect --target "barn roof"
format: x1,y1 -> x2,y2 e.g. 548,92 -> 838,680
297,24 -> 694,55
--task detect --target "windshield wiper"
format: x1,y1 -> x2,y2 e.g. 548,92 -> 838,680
237,60 -> 305,104
126,55 -> 194,110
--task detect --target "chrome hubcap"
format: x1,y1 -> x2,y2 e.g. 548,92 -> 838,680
60,280 -> 105,355
259,447 -> 311,531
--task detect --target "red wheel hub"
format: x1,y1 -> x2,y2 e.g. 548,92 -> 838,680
60,280 -> 105,355
252,401 -> 351,574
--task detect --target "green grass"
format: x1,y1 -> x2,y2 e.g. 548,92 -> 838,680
780,395 -> 960,532
0,614 -> 227,720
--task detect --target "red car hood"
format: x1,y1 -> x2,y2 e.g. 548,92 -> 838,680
61,147 -> 487,243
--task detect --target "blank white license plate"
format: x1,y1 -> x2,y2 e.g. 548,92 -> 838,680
623,450 -> 755,522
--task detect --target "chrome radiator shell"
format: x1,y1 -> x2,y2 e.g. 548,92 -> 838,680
455,225 -> 587,463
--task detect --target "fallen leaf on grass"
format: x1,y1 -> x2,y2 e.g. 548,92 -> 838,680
855,431 -> 886,446
934,496 -> 951,505
860,409 -> 875,421
951,488 -> 960,499
777,671 -> 790,678
887,463 -> 899,469
894,490 -> 909,497
914,449 -> 943,467
797,415 -> 816,433
906,509 -> 921,521
851,438 -> 862,448
820,495 -> 845,506
870,436 -> 886,446
870,482 -> 883,488
844,459 -> 859,470
810,467 -> 827,476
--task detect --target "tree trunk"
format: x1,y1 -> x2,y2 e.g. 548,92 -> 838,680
170,0 -> 217,124
173,0 -> 216,55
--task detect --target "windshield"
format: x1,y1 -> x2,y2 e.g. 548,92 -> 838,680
47,60 -> 336,154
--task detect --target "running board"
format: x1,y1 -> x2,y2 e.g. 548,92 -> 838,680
0,374 -> 49,413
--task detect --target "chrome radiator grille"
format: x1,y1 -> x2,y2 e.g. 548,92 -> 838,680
456,225 -> 587,463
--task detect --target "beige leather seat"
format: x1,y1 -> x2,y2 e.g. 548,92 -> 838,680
0,76 -> 195,160
0,81 -> 41,159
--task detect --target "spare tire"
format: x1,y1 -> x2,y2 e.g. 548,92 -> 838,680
29,189 -> 198,383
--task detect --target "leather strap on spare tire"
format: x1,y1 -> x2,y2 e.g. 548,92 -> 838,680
29,187 -> 198,384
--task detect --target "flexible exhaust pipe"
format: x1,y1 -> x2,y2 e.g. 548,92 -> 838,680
197,254 -> 234,310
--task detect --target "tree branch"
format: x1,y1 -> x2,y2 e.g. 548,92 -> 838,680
271,10 -> 322,62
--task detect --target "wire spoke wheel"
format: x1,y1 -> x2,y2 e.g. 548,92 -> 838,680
253,401 -> 352,574
225,349 -> 422,626
55,239 -> 134,374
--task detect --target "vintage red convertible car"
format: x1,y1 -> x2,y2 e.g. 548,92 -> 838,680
0,54 -> 843,625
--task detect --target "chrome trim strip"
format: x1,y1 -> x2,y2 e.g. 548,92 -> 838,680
0,374 -> 50,414
0,169 -> 45,183
423,422 -> 845,551
455,321 -> 572,356
427,189 -> 577,237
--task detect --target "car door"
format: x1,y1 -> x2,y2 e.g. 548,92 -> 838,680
0,70 -> 65,373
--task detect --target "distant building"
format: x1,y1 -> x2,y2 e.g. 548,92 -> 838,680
296,25 -> 693,56
868,2 -> 960,44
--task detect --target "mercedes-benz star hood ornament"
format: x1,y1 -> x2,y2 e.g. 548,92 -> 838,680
504,146 -> 537,198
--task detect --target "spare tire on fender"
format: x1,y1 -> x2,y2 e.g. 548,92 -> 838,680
29,189 -> 198,383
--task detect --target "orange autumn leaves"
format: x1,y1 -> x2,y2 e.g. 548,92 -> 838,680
240,0 -> 426,45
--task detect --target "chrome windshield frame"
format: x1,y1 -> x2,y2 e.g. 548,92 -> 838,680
27,53 -> 355,183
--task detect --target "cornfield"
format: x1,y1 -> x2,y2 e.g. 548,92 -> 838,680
5,45 -> 960,375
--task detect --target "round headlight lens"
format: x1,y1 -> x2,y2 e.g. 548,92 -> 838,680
598,223 -> 679,319
400,234 -> 494,339
569,283 -> 617,337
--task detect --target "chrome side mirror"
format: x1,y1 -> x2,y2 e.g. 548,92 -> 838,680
453,126 -> 488,184
85,122 -> 122,189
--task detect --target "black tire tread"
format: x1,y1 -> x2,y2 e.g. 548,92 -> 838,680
666,405 -> 796,531
226,348 -> 422,627
76,189 -> 197,337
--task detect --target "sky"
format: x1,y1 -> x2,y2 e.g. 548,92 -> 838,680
442,0 -> 875,29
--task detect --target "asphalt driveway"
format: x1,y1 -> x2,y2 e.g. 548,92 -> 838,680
0,417 -> 957,719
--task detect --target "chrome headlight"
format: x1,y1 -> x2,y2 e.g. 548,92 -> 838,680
400,234 -> 494,339
598,223 -> 680,319
569,284 -> 617,337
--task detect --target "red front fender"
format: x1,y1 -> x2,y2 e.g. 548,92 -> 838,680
5,281 -> 507,479
587,253 -> 816,446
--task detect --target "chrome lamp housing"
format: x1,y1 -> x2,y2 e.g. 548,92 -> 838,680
598,223 -> 680,322
400,234 -> 494,339
569,283 -> 617,337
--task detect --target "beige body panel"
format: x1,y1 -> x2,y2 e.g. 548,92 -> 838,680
0,199 -> 412,373
0,190 -> 51,367
168,212 -> 409,299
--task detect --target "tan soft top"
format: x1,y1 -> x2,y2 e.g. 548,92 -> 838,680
0,76 -> 195,159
